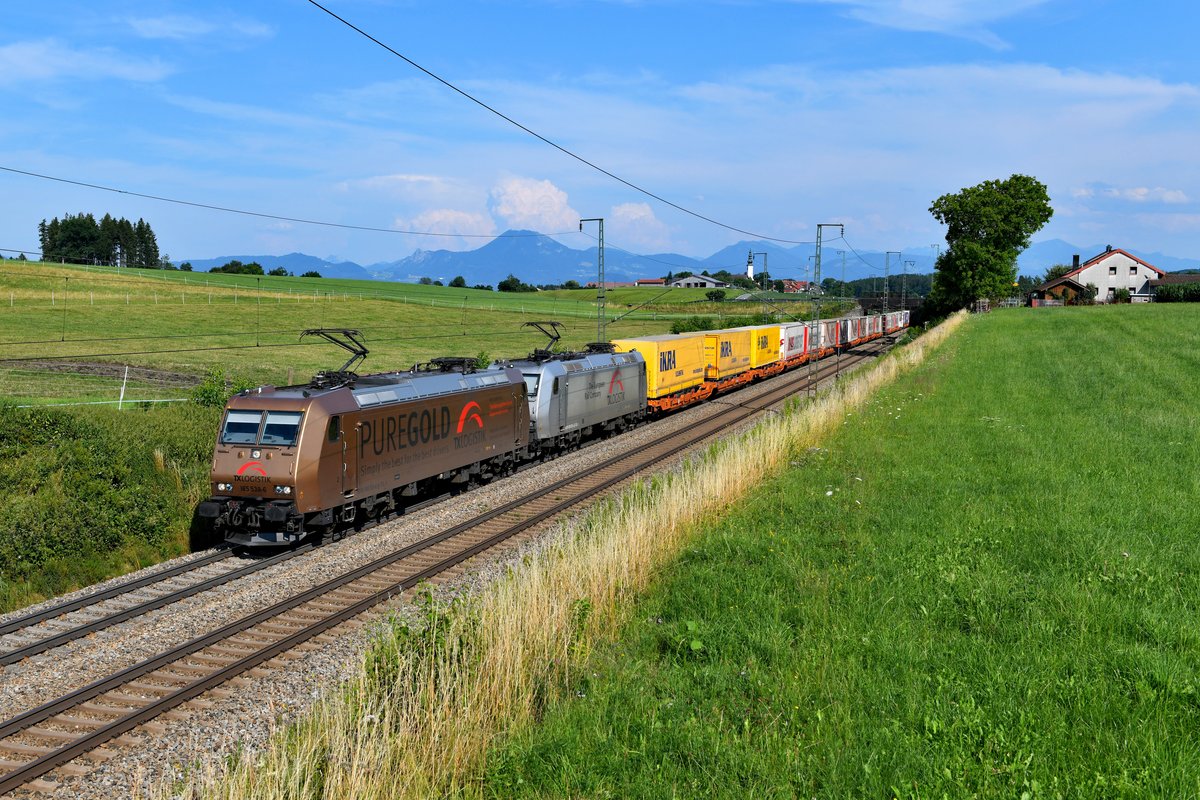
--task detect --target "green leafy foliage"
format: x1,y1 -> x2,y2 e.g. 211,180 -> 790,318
190,366 -> 256,407
498,274 -> 537,293
1150,283 -> 1200,302
928,174 -> 1053,312
669,312 -> 779,334
209,260 -> 264,275
0,402 -> 219,609
363,587 -> 478,699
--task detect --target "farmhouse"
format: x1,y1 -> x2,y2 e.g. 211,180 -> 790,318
1056,246 -> 1164,303
634,278 -> 666,287
1029,275 -> 1087,306
668,274 -> 730,289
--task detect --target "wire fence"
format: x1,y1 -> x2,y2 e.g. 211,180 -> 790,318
0,364 -> 196,409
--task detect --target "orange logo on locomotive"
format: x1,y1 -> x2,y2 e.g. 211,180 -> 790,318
454,400 -> 487,448
456,401 -> 484,433
607,368 -> 625,405
235,460 -> 269,483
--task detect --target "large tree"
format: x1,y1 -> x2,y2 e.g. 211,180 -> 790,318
927,174 -> 1053,312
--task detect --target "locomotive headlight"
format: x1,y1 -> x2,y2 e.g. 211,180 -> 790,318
274,485 -> 292,495
217,482 -> 232,492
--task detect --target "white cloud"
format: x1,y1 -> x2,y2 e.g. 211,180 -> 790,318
1080,185 -> 1190,204
128,14 -> 273,40
341,174 -> 456,195
0,39 -> 170,85
129,15 -> 215,39
814,0 -> 1050,47
1138,213 -> 1200,233
609,202 -> 671,251
489,177 -> 580,232
395,209 -> 496,238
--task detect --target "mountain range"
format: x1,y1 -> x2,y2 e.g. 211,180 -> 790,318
185,233 -> 1199,287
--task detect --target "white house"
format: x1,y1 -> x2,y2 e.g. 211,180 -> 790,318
668,274 -> 730,289
1060,247 -> 1164,303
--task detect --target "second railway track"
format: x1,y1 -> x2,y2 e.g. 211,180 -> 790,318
0,340 -> 890,795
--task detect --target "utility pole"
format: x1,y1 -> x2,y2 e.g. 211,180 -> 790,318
811,224 -> 844,394
752,252 -> 768,317
580,218 -> 605,341
903,260 -> 914,311
884,251 -> 901,315
836,250 -> 846,378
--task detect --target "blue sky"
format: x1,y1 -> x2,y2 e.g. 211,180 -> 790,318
2,0 -> 1198,268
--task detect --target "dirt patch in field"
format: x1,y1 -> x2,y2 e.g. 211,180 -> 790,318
15,361 -> 202,387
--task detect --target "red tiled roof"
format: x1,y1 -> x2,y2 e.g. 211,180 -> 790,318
1063,248 -> 1164,280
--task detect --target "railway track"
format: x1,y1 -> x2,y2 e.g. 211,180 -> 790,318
0,549 -> 320,667
0,342 -> 887,795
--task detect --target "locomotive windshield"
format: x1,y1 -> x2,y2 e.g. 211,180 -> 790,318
220,410 -> 303,446
522,373 -> 540,397
221,410 -> 262,444
261,411 -> 303,446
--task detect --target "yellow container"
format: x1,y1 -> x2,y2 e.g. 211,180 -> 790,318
703,329 -> 752,379
726,325 -> 781,368
611,333 -> 706,399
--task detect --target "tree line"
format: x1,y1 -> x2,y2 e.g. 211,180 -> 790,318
209,260 -> 321,278
38,213 -> 171,270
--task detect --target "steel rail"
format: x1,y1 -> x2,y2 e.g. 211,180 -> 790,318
0,545 -> 310,666
0,550 -> 233,638
0,339 -> 890,793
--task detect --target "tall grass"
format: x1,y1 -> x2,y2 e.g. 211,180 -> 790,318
175,314 -> 964,799
483,305 -> 1200,797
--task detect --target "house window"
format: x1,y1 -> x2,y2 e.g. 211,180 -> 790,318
1129,266 -> 1137,275
1107,288 -> 1115,299
1109,266 -> 1117,275
1129,286 -> 1137,294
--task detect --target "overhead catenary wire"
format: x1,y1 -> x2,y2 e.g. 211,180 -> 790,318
0,166 -> 577,241
0,315 -> 657,366
305,0 -> 812,246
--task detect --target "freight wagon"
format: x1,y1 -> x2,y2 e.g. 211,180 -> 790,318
611,333 -> 708,412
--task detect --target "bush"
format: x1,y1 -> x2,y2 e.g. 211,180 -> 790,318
0,403 -> 220,589
1150,283 -> 1200,302
209,260 -> 264,275
498,274 -> 537,293
670,316 -> 716,334
191,367 -> 256,407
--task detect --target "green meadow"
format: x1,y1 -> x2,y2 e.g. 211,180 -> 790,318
0,261 -> 818,404
484,305 -> 1200,798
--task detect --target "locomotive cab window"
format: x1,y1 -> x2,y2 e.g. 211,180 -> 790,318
221,410 -> 262,444
261,411 -> 303,446
522,374 -> 540,397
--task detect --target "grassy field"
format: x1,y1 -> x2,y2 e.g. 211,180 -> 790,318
480,305 -> 1200,798
0,261 -> 828,404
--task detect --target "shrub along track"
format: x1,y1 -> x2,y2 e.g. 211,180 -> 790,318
0,339 -> 891,795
